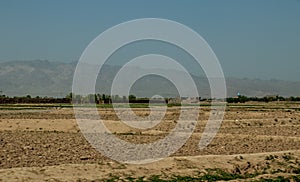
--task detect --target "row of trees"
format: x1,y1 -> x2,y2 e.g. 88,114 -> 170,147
69,93 -> 165,104
226,95 -> 300,103
0,93 -> 162,104
0,95 -> 70,104
0,93 -> 299,104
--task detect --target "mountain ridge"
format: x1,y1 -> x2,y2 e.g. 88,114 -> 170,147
0,60 -> 299,98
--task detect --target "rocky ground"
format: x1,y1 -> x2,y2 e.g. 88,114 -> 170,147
0,102 -> 299,181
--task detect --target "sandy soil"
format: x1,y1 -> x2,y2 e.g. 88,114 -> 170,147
0,102 -> 299,181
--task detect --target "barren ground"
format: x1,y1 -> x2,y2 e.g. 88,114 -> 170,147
0,102 -> 299,181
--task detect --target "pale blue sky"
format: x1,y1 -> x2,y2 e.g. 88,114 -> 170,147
0,0 -> 299,81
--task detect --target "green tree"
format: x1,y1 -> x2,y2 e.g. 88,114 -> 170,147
128,94 -> 136,102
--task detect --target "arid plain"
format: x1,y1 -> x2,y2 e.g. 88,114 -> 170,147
0,102 -> 299,181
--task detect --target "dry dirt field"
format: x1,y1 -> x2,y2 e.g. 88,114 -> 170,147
0,102 -> 299,181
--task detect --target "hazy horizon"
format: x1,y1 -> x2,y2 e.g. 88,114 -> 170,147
1,59 -> 300,83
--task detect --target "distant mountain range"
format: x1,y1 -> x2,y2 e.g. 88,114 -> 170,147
0,60 -> 299,98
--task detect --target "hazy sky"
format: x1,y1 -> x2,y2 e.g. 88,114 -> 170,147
0,0 -> 299,81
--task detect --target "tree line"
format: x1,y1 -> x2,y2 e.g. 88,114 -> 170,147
69,93 -> 166,104
0,93 -> 165,104
0,93 -> 299,104
226,95 -> 300,103
0,94 -> 71,104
